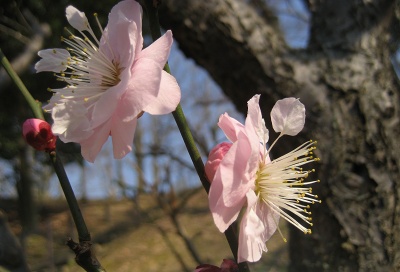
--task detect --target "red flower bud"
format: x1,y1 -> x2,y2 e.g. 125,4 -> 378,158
22,118 -> 56,152
204,142 -> 232,182
195,259 -> 238,272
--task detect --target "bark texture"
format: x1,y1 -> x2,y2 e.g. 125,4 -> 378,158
159,0 -> 400,271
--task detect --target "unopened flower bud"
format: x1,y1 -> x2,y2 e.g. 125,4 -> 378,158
22,118 -> 56,152
194,259 -> 238,272
205,142 -> 232,182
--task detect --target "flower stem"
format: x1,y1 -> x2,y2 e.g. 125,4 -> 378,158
1,48 -> 105,272
50,152 -> 106,272
0,48 -> 44,120
141,2 -> 250,271
50,153 -> 91,242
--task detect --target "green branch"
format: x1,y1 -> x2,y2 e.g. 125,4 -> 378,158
0,48 -> 44,120
140,1 -> 250,271
1,48 -> 105,272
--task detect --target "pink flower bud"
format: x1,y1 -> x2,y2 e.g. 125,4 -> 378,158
220,259 -> 238,271
194,259 -> 238,272
22,118 -> 56,152
205,142 -> 232,182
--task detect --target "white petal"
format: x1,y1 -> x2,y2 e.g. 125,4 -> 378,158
245,95 -> 269,143
35,49 -> 70,73
50,101 -> 93,142
237,191 -> 267,263
270,97 -> 305,136
66,6 -> 89,32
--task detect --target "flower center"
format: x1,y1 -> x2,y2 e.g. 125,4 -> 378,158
49,13 -> 122,105
255,140 -> 321,235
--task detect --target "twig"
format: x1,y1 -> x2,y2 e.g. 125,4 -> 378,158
0,48 -> 106,272
139,1 -> 250,271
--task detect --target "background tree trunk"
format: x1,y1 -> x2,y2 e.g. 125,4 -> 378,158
16,145 -> 38,245
159,0 -> 400,270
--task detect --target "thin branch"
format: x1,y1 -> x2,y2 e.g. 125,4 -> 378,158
141,1 -> 249,270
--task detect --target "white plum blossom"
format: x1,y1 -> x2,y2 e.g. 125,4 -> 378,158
36,0 -> 181,162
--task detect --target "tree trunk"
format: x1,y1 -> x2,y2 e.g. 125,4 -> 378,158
159,0 -> 400,270
16,145 -> 37,242
0,211 -> 30,272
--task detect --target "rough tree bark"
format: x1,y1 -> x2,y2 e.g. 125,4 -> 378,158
159,0 -> 400,271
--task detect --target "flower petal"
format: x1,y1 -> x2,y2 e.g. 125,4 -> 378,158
209,190 -> 245,233
245,94 -> 269,144
100,7 -> 138,68
209,133 -> 252,232
116,58 -> 163,122
138,30 -> 173,68
218,113 -> 245,143
256,202 -> 280,242
270,97 -> 305,136
110,115 -> 137,159
89,71 -> 130,129
50,101 -> 93,142
80,119 -> 112,162
106,0 -> 143,58
237,191 -> 267,263
66,6 -> 89,32
143,71 -> 181,115
205,142 -> 233,181
35,49 -> 70,73
220,132 -> 254,207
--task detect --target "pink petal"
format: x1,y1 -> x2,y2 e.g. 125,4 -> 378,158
138,30 -> 173,68
100,11 -> 138,67
90,16 -> 138,128
209,135 -> 251,232
237,191 -> 267,263
245,94 -> 269,144
105,0 -> 143,59
117,58 -> 163,122
270,97 -> 305,136
89,81 -> 128,129
220,132 -> 254,207
209,191 -> 245,233
110,115 -> 137,159
80,119 -> 112,162
204,142 -> 233,181
218,113 -> 245,143
143,71 -> 181,115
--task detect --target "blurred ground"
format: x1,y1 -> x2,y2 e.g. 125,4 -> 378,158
2,189 -> 288,272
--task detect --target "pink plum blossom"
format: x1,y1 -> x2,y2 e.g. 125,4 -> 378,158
206,94 -> 320,263
35,0 -> 181,162
22,118 -> 57,152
